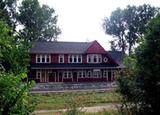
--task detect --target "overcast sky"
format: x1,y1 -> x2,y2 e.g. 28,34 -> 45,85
39,0 -> 160,50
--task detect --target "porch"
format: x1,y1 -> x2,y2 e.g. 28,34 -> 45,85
29,69 -> 117,83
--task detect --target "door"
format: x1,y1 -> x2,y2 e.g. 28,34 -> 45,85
73,72 -> 77,82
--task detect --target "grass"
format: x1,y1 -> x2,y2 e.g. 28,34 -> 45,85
33,91 -> 121,110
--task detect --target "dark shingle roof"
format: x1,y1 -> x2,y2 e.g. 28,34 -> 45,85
108,51 -> 125,67
29,41 -> 92,54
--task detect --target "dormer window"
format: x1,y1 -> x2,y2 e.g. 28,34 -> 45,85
87,54 -> 102,63
59,55 -> 64,63
36,54 -> 51,63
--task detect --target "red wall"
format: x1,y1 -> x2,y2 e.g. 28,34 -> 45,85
86,41 -> 106,54
31,54 -> 36,63
82,54 -> 87,63
64,54 -> 68,63
51,54 -> 59,63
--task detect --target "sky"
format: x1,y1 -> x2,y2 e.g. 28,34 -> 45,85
39,0 -> 160,50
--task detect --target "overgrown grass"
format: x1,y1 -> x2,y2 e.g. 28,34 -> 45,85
33,91 -> 121,110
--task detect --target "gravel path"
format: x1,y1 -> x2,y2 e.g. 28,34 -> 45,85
33,103 -> 120,114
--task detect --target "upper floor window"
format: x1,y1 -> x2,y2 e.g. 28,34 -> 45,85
87,54 -> 102,63
59,55 -> 64,63
68,55 -> 82,63
36,54 -> 51,63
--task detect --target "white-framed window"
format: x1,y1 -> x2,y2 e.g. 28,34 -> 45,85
63,71 -> 72,78
36,54 -> 51,63
87,54 -> 102,63
87,71 -> 92,77
93,69 -> 101,78
59,55 -> 64,63
78,71 -> 86,78
68,55 -> 82,63
103,70 -> 108,77
36,70 -> 41,79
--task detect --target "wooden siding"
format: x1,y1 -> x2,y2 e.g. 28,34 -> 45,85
86,41 -> 106,54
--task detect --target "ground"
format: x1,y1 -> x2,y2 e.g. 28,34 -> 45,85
32,90 -> 121,114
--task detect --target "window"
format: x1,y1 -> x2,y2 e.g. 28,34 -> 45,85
103,70 -> 108,77
93,69 -> 101,78
68,55 -> 82,63
36,71 -> 41,79
87,54 -> 102,63
93,55 -> 97,62
46,55 -> 50,63
78,71 -> 86,78
63,71 -> 72,78
42,55 -> 45,63
59,55 -> 64,63
37,56 -> 41,63
36,54 -> 51,63
87,71 -> 92,77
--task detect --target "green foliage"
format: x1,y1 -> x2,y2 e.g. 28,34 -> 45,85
117,16 -> 160,115
64,96 -> 85,115
0,0 -> 17,29
18,0 -> 61,42
134,16 -> 160,114
0,21 -> 30,74
103,4 -> 159,55
0,73 -> 36,115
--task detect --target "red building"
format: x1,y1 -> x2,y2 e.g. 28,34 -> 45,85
29,40 -> 124,83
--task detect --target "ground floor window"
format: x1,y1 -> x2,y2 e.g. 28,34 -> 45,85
63,71 -> 72,78
78,71 -> 86,78
103,70 -> 108,77
87,71 -> 92,77
36,70 -> 41,79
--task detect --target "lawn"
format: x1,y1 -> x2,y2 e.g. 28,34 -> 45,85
33,91 -> 121,110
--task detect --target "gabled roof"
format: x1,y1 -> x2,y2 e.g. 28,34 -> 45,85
108,51 -> 125,68
29,41 -> 92,54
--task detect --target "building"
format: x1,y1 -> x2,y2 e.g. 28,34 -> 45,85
28,40 -> 124,83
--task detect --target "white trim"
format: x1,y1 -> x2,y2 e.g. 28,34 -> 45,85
36,70 -> 41,79
59,54 -> 64,63
36,54 -> 51,63
103,57 -> 108,63
87,54 -> 102,63
78,71 -> 86,78
68,55 -> 82,63
63,71 -> 73,78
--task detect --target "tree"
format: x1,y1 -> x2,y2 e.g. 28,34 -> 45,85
0,21 -> 36,114
0,21 -> 30,74
135,16 -> 160,114
0,73 -> 35,115
0,0 -> 17,30
103,4 -> 159,55
18,0 -> 61,42
103,8 -> 127,53
117,16 -> 160,114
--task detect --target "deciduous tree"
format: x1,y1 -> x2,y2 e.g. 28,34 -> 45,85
103,4 -> 159,55
117,16 -> 160,114
18,0 -> 61,42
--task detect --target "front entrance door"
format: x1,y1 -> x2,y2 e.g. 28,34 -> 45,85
73,72 -> 77,82
49,72 -> 56,82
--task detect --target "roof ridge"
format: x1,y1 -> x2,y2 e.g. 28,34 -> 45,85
36,41 -> 93,44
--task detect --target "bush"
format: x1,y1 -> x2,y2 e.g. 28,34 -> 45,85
0,73 -> 35,115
